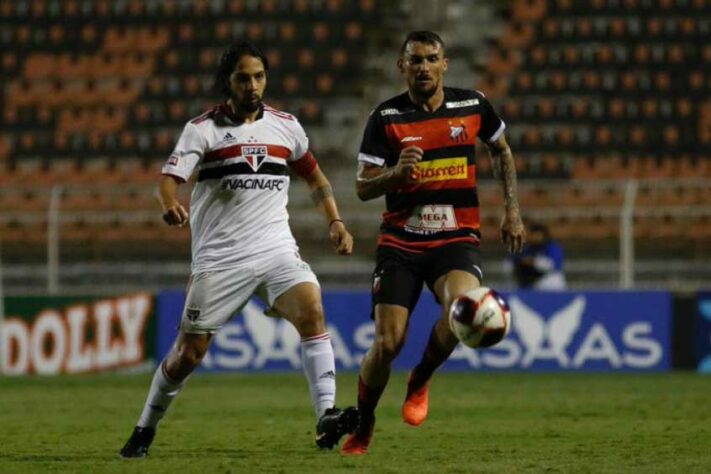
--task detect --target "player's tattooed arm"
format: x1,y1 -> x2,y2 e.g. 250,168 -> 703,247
486,134 -> 526,254
304,165 -> 354,255
487,134 -> 519,210
356,147 -> 423,200
310,183 -> 334,205
355,162 -> 395,200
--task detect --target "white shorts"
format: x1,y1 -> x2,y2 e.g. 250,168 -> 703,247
180,251 -> 320,334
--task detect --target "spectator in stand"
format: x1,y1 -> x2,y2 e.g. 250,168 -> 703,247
511,222 -> 566,290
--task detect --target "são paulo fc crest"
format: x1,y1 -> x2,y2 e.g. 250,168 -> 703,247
243,145 -> 268,171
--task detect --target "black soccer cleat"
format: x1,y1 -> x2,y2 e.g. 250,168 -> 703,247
315,406 -> 359,450
119,426 -> 156,459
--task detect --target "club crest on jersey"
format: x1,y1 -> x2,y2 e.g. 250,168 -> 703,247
242,145 -> 268,171
449,123 -> 468,143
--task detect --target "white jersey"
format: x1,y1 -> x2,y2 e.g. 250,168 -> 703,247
162,103 -> 316,273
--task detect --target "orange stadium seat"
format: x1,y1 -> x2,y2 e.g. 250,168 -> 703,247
299,100 -> 322,123
2,0 -> 705,258
689,216 -> 711,240
0,188 -> 47,213
513,0 -> 547,22
61,188 -> 111,212
500,22 -> 535,49
111,189 -> 156,212
0,219 -> 47,246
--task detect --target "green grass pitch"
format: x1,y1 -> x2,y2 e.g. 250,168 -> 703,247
1,372 -> 710,473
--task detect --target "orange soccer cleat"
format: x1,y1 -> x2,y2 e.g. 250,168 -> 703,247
402,372 -> 430,426
340,418 -> 374,456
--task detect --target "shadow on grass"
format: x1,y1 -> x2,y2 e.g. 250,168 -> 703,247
1,447 -> 250,463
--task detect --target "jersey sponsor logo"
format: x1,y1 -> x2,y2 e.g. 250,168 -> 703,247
411,157 -> 467,182
380,108 -> 401,116
380,107 -> 414,116
242,145 -> 268,171
405,204 -> 458,233
167,154 -> 180,166
221,177 -> 286,191
445,98 -> 479,109
400,136 -> 423,143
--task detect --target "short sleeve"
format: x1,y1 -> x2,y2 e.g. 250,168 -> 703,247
358,109 -> 389,167
291,119 -> 310,160
477,97 -> 506,143
162,123 -> 204,181
287,118 -> 318,177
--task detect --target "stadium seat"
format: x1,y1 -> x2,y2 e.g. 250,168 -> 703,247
2,0 -> 707,265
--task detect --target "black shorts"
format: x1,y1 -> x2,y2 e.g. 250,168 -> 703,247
371,242 -> 483,317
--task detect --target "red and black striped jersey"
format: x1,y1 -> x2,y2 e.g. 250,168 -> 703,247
358,87 -> 506,253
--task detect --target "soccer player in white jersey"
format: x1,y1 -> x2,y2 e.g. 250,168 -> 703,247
119,42 -> 358,458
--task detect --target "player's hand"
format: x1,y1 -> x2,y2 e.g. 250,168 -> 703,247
162,200 -> 189,227
393,146 -> 423,184
500,210 -> 526,254
329,221 -> 353,255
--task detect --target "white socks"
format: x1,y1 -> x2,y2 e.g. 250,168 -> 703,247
135,335 -> 335,427
300,333 -> 336,419
137,361 -> 185,428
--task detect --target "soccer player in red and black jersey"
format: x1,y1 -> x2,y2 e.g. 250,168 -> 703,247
341,31 -> 526,455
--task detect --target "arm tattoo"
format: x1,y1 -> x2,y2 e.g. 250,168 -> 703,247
490,153 -> 501,180
492,144 -> 520,212
310,184 -> 334,205
356,163 -> 399,201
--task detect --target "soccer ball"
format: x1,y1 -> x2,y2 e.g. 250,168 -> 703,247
448,287 -> 511,348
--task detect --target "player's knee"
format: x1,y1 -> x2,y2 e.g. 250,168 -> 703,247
442,296 -> 459,314
293,301 -> 326,337
374,334 -> 405,362
176,343 -> 207,371
442,287 -> 478,315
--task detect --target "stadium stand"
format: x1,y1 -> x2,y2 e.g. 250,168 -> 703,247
0,0 -> 709,291
1,0 -> 377,262
469,0 -> 710,260
486,0 -> 710,179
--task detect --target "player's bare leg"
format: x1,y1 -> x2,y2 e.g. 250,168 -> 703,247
403,271 -> 480,426
272,282 -> 358,449
341,304 -> 409,455
120,332 -> 212,458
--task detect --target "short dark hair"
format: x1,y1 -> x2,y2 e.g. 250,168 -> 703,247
400,30 -> 445,55
529,222 -> 550,239
213,41 -> 269,97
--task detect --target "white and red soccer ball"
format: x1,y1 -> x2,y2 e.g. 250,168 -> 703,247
448,287 -> 511,348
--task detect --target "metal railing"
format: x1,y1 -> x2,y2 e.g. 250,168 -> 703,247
1,178 -> 710,295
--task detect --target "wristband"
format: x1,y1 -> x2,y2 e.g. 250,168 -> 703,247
329,219 -> 344,228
